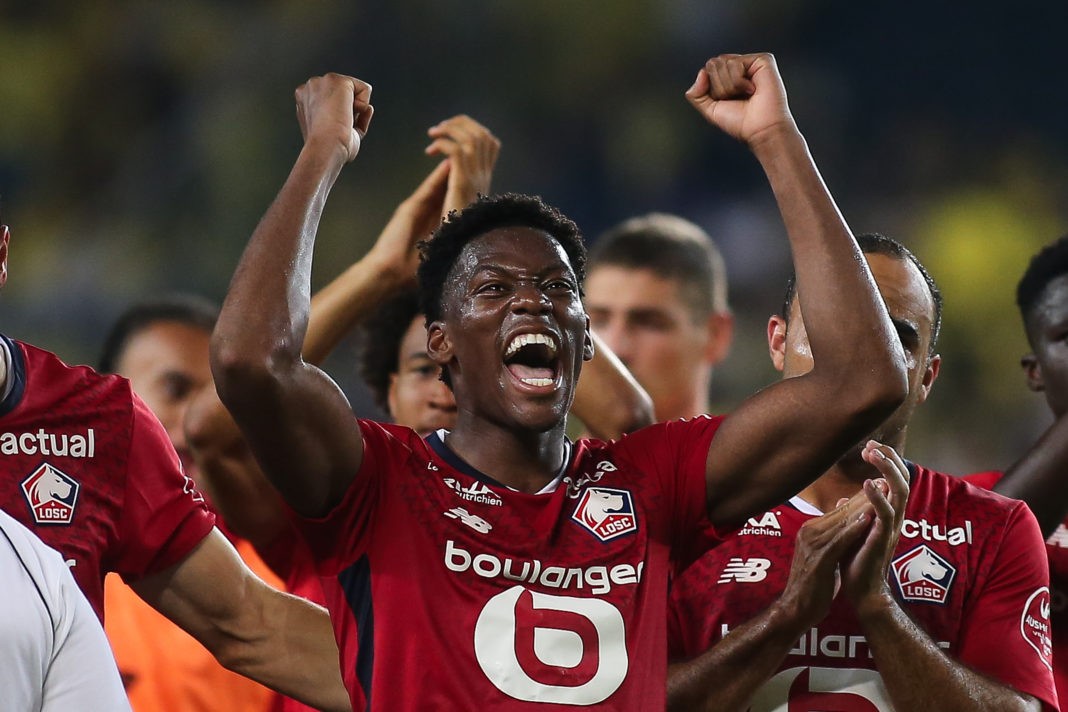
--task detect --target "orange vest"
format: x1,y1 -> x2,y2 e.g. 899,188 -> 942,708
105,537 -> 285,712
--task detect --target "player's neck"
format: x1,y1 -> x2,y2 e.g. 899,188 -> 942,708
445,416 -> 570,493
796,449 -> 900,513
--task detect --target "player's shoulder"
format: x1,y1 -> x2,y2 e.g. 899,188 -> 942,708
910,462 -> 1024,516
588,413 -> 727,451
355,418 -> 433,456
14,338 -> 134,406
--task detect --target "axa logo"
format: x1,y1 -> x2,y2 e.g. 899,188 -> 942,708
443,478 -> 503,506
738,511 -> 783,537
718,557 -> 772,583
21,463 -> 80,525
571,487 -> 637,542
891,544 -> 955,604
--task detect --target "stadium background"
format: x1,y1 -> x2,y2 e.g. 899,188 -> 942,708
2,0 -> 1067,474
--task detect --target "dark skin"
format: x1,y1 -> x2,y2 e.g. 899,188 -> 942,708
212,57 -> 906,532
995,273 -> 1068,538
668,253 -> 1041,711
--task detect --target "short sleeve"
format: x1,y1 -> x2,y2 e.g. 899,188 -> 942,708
290,419 -> 406,576
612,416 -> 722,567
113,396 -> 215,580
961,470 -> 1004,490
958,503 -> 1058,711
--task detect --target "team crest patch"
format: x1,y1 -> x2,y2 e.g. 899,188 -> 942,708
21,463 -> 80,525
571,487 -> 637,542
891,544 -> 955,604
1021,587 -> 1054,669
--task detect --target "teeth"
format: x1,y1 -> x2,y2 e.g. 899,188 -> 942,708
520,378 -> 554,387
504,333 -> 558,358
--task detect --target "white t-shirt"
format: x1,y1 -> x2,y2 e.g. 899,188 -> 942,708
0,509 -> 131,711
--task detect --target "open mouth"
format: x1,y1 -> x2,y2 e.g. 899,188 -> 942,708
503,333 -> 560,388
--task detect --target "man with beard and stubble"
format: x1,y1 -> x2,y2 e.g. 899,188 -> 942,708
667,234 -> 1056,712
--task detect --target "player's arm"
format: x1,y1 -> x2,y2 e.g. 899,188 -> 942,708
992,408 -> 1068,538
303,114 -> 500,365
131,530 -> 350,712
211,73 -> 372,518
668,480 -> 880,711
686,53 -> 907,526
843,450 -> 1043,711
572,331 -> 655,439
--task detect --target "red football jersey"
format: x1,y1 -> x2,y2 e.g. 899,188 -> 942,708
0,336 -> 215,619
670,464 -> 1057,712
967,469 -> 1068,708
293,416 -> 719,711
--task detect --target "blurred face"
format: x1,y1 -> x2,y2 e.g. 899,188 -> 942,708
427,227 -> 593,432
116,321 -> 212,477
388,315 -> 457,436
1022,273 -> 1068,418
768,252 -> 940,450
585,265 -> 731,421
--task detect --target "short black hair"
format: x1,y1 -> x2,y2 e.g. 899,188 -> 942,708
417,192 -> 586,326
588,213 -> 728,319
99,294 -> 219,373
779,233 -> 943,355
356,290 -> 422,414
1018,235 -> 1068,338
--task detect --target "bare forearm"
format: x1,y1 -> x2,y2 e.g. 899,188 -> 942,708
752,125 -> 903,388
573,332 -> 654,439
668,602 -> 805,712
859,595 -> 1039,712
304,255 -> 403,366
996,413 -> 1068,538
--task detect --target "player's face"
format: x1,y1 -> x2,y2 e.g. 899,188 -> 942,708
116,320 -> 213,477
768,252 -> 940,449
586,266 -> 731,421
1022,273 -> 1068,418
427,226 -> 593,432
388,315 -> 457,436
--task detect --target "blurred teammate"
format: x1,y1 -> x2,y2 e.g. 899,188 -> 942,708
668,234 -> 1055,711
0,508 -> 131,712
586,213 -> 733,421
966,235 -> 1068,704
0,214 -> 348,711
210,54 -> 908,710
99,296 -> 291,712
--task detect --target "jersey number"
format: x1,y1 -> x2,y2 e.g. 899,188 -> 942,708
474,585 -> 628,705
748,667 -> 889,711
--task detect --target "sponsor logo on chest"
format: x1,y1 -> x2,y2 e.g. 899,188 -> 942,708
891,544 -> 956,604
900,517 -> 972,545
443,477 -> 503,506
0,428 -> 95,458
718,557 -> 772,583
738,511 -> 783,537
21,463 -> 80,525
571,486 -> 638,542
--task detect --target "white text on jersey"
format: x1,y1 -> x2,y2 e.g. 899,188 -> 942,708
444,539 -> 643,595
0,429 -> 95,458
900,518 -> 972,546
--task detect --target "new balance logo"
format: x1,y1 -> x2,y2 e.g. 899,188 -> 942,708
718,558 -> 772,583
443,478 -> 503,506
445,507 -> 493,533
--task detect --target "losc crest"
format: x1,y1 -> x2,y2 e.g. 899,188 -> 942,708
21,463 -> 80,525
571,487 -> 638,542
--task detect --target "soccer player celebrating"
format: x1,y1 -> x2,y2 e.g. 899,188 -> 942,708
667,234 -> 1056,712
211,54 -> 909,709
967,235 -> 1068,705
0,218 -> 348,710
